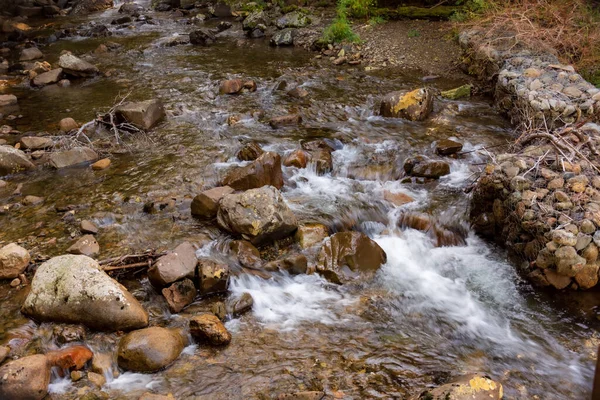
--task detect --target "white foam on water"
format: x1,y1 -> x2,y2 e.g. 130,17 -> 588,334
48,375 -> 72,394
229,273 -> 356,331
105,372 -> 160,391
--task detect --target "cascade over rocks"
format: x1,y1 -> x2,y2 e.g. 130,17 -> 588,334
316,231 -> 387,284
21,255 -> 149,331
217,186 -> 298,245
404,156 -> 450,179
223,151 -> 283,190
117,327 -> 185,372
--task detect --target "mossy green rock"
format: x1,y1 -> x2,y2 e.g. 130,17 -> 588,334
441,84 -> 472,100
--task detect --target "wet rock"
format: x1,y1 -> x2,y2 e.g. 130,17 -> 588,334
237,142 -> 264,161
544,268 -> 572,289
148,242 -> 197,288
0,145 -> 35,175
87,371 -> 106,388
263,254 -> 307,274
189,313 -> 231,345
276,11 -> 311,29
139,393 -> 175,400
197,259 -> 230,295
383,191 -> 415,206
440,84 -> 472,100
217,21 -> 233,32
435,139 -> 463,155
19,136 -> 53,150
190,29 -> 216,46
0,354 -> 50,400
54,325 -> 86,345
46,345 -> 93,371
270,28 -> 295,46
92,158 -> 111,170
0,95 -> 19,114
119,3 -> 144,14
0,346 -> 9,363
552,229 -> 577,246
312,150 -> 333,175
91,352 -> 112,376
117,327 -> 185,372
70,0 -> 114,15
70,370 -> 83,381
227,292 -> 253,316
242,11 -> 268,36
555,246 -> 585,277
269,114 -> 302,128
229,240 -> 262,269
404,157 -> 450,179
296,223 -> 328,248
191,186 -> 234,219
115,99 -> 165,130
219,79 -> 244,95
32,68 -> 62,87
49,147 -> 98,168
380,88 -> 434,121
223,151 -> 283,190
287,87 -> 309,99
162,278 -> 196,313
0,243 -> 30,280
217,186 -> 298,245
413,373 -> 503,400
22,195 -> 44,206
59,117 -> 79,132
21,255 -> 149,331
58,53 -> 99,77
67,235 -> 100,257
316,231 -> 387,284
20,47 -> 43,62
81,220 -> 98,234
574,263 -> 599,289
283,149 -> 310,168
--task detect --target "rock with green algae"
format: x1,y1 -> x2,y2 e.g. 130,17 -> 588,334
441,84 -> 472,100
380,88 -> 434,121
412,373 -> 503,399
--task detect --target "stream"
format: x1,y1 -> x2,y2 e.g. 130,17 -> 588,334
0,1 -> 598,399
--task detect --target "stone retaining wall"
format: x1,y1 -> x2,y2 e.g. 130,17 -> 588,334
463,28 -> 600,290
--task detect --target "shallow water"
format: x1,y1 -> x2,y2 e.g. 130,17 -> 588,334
0,3 -> 597,399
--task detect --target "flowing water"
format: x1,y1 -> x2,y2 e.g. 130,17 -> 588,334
0,3 -> 598,399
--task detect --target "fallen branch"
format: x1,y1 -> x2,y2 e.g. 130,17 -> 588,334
102,261 -> 152,272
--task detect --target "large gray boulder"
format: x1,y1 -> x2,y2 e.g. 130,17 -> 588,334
0,145 -> 35,175
21,255 -> 149,331
115,99 -> 165,130
275,11 -> 311,29
58,53 -> 99,77
217,186 -> 298,245
49,147 -> 98,168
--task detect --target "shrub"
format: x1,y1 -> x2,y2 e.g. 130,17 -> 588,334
323,15 -> 360,43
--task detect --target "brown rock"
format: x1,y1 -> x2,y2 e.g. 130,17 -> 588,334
59,118 -> 79,132
91,353 -> 112,376
544,269 -> 572,289
70,370 -> 83,382
197,259 -> 229,295
555,246 -> 585,277
278,392 -> 325,400
91,158 -> 111,170
223,151 -> 283,190
435,139 -> 463,155
0,145 -> 35,174
283,149 -> 310,168
574,263 -> 599,289
191,186 -> 234,219
19,136 -> 52,150
217,186 -> 298,245
312,150 -> 333,175
380,88 -> 434,121
316,231 -> 387,284
287,87 -> 309,99
139,393 -> 175,400
237,142 -> 264,161
0,346 -> 9,364
229,240 -> 262,269
219,79 -> 244,95
32,68 -> 62,87
0,354 -> 50,400
80,220 -> 98,234
20,47 -> 43,61
243,80 -> 257,92
413,373 -> 502,400
117,327 -> 185,372
295,224 -> 328,249
67,235 -> 100,257
88,371 -> 106,388
404,157 -> 450,179
269,114 -> 302,128
383,191 -> 415,206
46,345 -> 93,371
189,313 -> 232,345
583,242 -> 599,263
58,53 -> 99,77
115,99 -> 165,130
161,278 -> 196,313
0,243 -> 30,280
226,292 -> 253,316
49,147 -> 98,168
148,242 -> 197,288
263,254 -> 307,274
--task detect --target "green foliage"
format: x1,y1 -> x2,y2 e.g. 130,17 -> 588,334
450,0 -> 493,22
323,15 -> 360,43
407,28 -> 420,38
340,0 -> 375,19
240,1 -> 266,13
368,15 -> 386,26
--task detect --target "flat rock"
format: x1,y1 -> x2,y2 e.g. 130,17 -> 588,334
67,234 -> 100,256
21,255 -> 149,331
32,68 -> 62,87
19,136 -> 53,150
49,147 -> 98,168
20,47 -> 43,61
0,145 -> 35,175
435,139 -> 463,155
148,242 -> 197,287
58,53 -> 99,77
115,99 -> 165,130
80,220 -> 98,234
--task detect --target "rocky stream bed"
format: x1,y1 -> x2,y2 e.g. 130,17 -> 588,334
0,1 -> 597,399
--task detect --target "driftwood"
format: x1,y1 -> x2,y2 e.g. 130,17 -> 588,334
99,250 -> 166,271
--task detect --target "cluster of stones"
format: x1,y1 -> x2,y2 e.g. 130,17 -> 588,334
459,28 -> 600,130
470,148 -> 600,290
